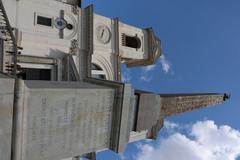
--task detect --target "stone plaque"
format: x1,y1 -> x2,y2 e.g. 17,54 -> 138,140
0,76 -> 15,160
13,80 -> 115,160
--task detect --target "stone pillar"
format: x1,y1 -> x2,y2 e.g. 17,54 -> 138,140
160,93 -> 227,117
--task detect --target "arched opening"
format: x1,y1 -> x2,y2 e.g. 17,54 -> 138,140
122,34 -> 141,49
91,63 -> 106,80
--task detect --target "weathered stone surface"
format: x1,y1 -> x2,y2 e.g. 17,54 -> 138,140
131,92 -> 227,141
136,94 -> 161,131
117,84 -> 134,153
13,80 -> 115,160
0,72 -> 10,78
0,75 -> 15,160
160,94 -> 225,117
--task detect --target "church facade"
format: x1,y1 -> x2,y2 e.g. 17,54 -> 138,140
0,1 -> 229,160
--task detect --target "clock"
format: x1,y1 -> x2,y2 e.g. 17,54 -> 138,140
54,18 -> 67,30
96,25 -> 111,44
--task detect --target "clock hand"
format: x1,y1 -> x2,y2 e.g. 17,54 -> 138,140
101,29 -> 105,38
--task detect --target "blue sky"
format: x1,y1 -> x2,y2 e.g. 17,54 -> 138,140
83,0 -> 240,159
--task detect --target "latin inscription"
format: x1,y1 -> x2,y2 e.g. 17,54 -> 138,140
22,89 -> 114,160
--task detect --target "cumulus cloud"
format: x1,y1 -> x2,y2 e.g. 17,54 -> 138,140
137,120 -> 240,160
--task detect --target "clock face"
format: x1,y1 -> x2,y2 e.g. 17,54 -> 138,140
54,18 -> 67,30
96,25 -> 111,44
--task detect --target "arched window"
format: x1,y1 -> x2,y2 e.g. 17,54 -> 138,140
91,63 -> 106,80
122,34 -> 141,49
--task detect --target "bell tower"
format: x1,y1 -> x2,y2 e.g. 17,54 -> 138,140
0,1 -> 230,160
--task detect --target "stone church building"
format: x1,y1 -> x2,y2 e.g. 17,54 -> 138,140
0,0 -> 229,160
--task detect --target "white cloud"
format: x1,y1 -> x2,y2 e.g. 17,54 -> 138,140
140,63 -> 158,82
140,64 -> 157,82
164,121 -> 179,130
140,75 -> 152,82
140,64 -> 156,82
140,55 -> 172,82
143,64 -> 157,72
137,120 -> 240,160
160,55 -> 171,73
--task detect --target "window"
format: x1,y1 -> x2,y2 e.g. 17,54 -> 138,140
91,63 -> 106,80
37,16 -> 52,27
18,68 -> 51,80
122,34 -> 141,49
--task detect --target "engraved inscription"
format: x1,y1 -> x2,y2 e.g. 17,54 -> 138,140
22,88 -> 114,160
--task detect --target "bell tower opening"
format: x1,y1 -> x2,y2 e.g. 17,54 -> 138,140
122,34 -> 141,49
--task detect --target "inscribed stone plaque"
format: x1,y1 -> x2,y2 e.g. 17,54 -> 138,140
13,80 -> 115,160
0,76 -> 15,160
